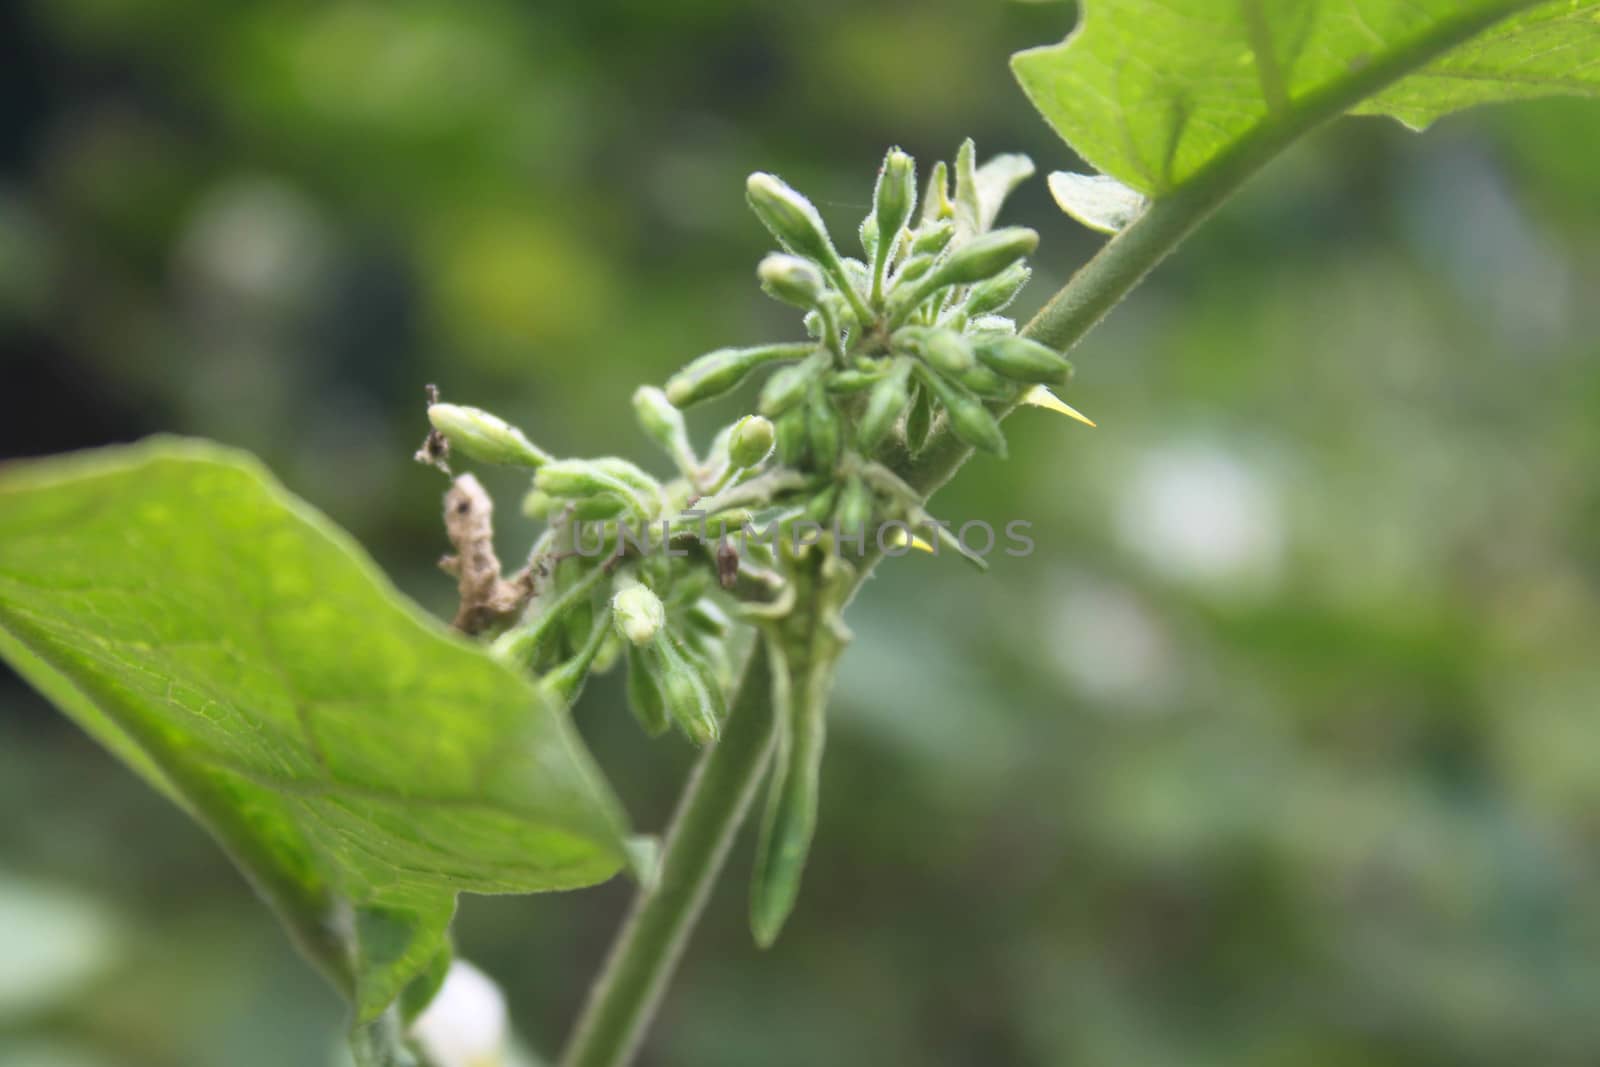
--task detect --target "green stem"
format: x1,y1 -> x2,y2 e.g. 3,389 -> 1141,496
558,646 -> 780,1067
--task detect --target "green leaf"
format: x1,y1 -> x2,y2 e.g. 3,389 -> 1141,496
0,438 -> 629,1023
1013,0 -> 1600,197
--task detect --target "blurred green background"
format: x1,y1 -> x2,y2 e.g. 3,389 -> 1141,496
4,1 -> 1600,1065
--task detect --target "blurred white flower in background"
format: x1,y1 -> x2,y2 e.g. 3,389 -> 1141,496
0,874 -> 121,1027
410,961 -> 508,1067
1114,442 -> 1285,591
177,176 -> 330,318
1048,570 -> 1178,713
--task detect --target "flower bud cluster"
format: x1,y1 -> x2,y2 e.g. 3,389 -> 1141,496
419,381 -> 757,746
659,140 -> 1079,548
418,142 -> 1087,755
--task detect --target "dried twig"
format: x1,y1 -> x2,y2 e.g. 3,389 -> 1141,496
441,473 -> 535,634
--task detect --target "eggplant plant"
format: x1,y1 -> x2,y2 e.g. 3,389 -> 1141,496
1,3 -> 1596,1065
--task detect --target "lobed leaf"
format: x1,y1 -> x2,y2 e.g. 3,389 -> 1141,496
1013,0 -> 1600,197
0,439 -> 630,1022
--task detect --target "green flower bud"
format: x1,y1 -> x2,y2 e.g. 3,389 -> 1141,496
973,335 -> 1074,385
857,358 -> 913,453
926,227 -> 1038,290
968,314 -> 1017,336
873,148 -> 917,256
803,484 -> 839,524
685,598 -> 732,638
592,630 -> 623,675
746,172 -> 838,267
665,344 -> 812,408
679,625 -> 733,692
916,366 -> 1007,456
825,368 -> 881,394
522,488 -> 557,519
632,386 -> 691,456
749,642 -> 828,947
536,459 -> 641,506
896,326 -> 974,375
591,457 -> 660,494
911,221 -> 955,256
954,362 -> 1019,400
858,211 -> 879,263
562,581 -> 595,658
840,258 -> 870,296
612,582 -> 666,647
729,414 -> 776,469
928,330 -> 976,374
952,137 -> 982,240
646,632 -> 724,745
758,254 -> 827,309
625,646 -> 670,738
904,383 -> 932,455
427,404 -> 550,468
806,387 -> 842,472
893,253 -> 938,285
836,475 -> 874,537
921,160 -> 953,223
965,262 -> 1031,317
775,408 -> 809,466
571,494 -> 630,521
758,350 -> 831,418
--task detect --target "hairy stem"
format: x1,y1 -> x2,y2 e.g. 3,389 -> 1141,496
559,646 -> 779,1067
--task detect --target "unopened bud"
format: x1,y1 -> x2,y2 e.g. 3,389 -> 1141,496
775,408 -> 809,466
916,366 -> 1007,456
522,489 -> 557,519
921,160 -> 953,223
803,484 -> 839,524
858,211 -> 879,263
665,344 -> 812,408
758,350 -> 831,418
857,358 -> 913,453
965,262 -> 1031,316
967,314 -> 1017,336
571,494 -> 630,520
927,227 -> 1038,290
728,415 -> 776,469
612,582 -> 666,647
625,647 -> 670,737
632,386 -> 690,453
896,326 -> 973,375
591,457 -> 660,493
746,173 -> 838,267
836,475 -> 874,538
758,254 -> 827,309
873,148 -> 917,254
806,388 -> 842,472
955,362 -> 1018,400
904,384 -> 932,455
825,368 -> 880,394
685,598 -> 732,638
973,335 -> 1073,385
645,634 -> 723,746
427,404 -> 550,468
537,460 -> 628,500
911,221 -> 955,256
